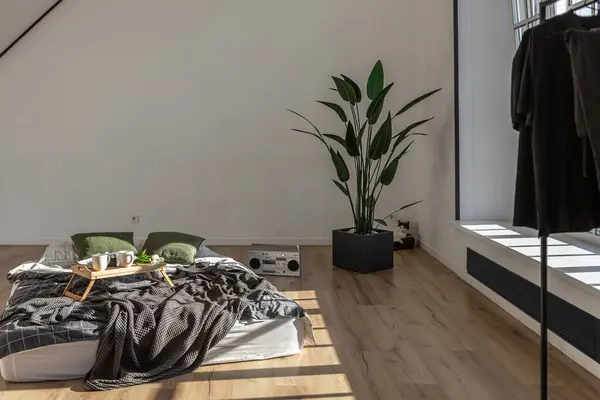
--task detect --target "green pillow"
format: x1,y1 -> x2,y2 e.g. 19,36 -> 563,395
71,232 -> 137,259
143,232 -> 205,264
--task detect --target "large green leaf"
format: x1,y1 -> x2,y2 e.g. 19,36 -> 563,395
333,180 -> 350,196
394,88 -> 441,118
366,83 -> 394,125
344,121 -> 360,157
379,156 -> 400,186
329,148 -> 350,182
368,113 -> 392,160
379,140 -> 415,185
317,101 -> 347,123
332,76 -> 357,104
381,113 -> 393,154
341,74 -> 362,103
324,134 -> 349,151
391,117 -> 433,152
367,60 -> 384,100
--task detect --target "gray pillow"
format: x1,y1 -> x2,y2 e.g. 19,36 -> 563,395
195,244 -> 221,258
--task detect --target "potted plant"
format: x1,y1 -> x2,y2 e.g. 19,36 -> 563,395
288,61 -> 440,273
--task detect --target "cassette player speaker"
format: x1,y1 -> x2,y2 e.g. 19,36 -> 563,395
248,244 -> 300,277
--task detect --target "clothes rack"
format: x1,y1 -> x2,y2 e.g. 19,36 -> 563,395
535,2 -> 597,399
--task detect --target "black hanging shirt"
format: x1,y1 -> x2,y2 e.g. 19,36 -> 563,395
511,12 -> 600,236
565,28 -> 600,192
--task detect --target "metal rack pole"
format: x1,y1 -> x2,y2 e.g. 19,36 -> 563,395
540,235 -> 548,400
537,4 -> 551,400
524,1 -> 597,398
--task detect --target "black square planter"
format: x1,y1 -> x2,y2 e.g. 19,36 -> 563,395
332,228 -> 394,274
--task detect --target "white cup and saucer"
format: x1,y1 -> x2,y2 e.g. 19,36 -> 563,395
116,250 -> 135,268
91,253 -> 111,271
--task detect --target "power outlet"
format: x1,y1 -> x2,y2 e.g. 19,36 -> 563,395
131,215 -> 140,224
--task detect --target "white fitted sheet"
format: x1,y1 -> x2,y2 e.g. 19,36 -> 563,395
1,317 -> 306,382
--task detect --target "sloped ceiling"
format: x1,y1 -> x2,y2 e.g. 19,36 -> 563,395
0,0 -> 57,53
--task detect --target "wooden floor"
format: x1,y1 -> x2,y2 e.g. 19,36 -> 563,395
0,246 -> 599,399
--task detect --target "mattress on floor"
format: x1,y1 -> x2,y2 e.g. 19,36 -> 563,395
0,317 -> 305,382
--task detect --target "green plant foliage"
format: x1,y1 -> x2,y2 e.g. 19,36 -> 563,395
392,118 -> 434,152
333,180 -> 350,196
345,122 -> 360,157
324,133 -> 349,152
367,60 -> 384,100
341,74 -> 362,103
288,61 -> 440,235
317,101 -> 347,123
332,76 -> 357,104
329,148 -> 350,182
394,88 -> 442,117
135,249 -> 152,264
368,113 -> 392,160
366,83 -> 394,125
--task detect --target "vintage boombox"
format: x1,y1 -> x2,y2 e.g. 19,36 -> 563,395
248,244 -> 300,277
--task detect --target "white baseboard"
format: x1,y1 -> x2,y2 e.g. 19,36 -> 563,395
203,237 -> 331,246
0,237 -> 66,245
0,237 -> 332,246
418,238 -> 453,270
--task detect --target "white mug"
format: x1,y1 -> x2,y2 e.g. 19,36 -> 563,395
117,251 -> 135,267
91,253 -> 110,271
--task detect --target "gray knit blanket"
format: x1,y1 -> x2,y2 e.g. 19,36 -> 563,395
0,259 -> 307,390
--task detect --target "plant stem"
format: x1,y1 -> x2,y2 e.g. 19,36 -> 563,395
351,104 -> 365,233
370,159 -> 382,185
344,181 -> 357,226
363,124 -> 374,234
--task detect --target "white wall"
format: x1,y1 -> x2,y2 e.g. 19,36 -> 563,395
418,0 -> 524,321
0,0 -> 57,52
0,0 -> 453,244
458,0 -> 518,220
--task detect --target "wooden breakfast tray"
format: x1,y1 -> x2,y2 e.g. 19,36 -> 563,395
62,263 -> 173,302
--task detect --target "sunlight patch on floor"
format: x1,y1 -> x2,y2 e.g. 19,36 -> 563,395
295,299 -> 320,311
311,329 -> 333,346
282,290 -> 318,300
306,314 -> 326,329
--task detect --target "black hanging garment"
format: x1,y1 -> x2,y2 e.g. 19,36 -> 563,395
565,28 -> 600,191
511,12 -> 600,236
512,29 -> 538,230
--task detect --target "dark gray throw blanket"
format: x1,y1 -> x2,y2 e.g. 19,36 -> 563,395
0,259 -> 306,390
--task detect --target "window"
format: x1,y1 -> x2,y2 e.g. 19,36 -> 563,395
512,0 -> 600,45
